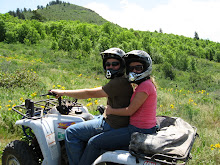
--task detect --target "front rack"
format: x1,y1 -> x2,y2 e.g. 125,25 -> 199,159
12,97 -> 81,119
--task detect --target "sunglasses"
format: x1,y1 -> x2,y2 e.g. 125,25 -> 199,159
105,62 -> 120,67
129,65 -> 144,72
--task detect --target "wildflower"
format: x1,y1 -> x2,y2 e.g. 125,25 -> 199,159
94,100 -> 98,105
31,92 -> 37,97
8,100 -> 12,103
78,74 -> 82,77
62,86 -> 65,90
53,85 -> 56,88
215,143 -> 220,148
41,106 -> 45,109
57,85 -> 61,88
86,103 -> 93,107
12,104 -> 16,107
8,108 -> 12,111
47,95 -> 50,99
6,104 -> 11,107
0,106 -> 2,109
170,104 -> 174,109
87,98 -> 91,102
20,97 -> 24,101
207,93 -> 209,95
160,105 -> 163,108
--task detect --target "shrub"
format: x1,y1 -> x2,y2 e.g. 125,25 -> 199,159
0,69 -> 39,88
162,62 -> 176,80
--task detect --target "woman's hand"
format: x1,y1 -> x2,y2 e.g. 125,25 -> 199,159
105,105 -> 113,115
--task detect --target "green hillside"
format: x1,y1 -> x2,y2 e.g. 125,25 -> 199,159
8,2 -> 108,25
0,6 -> 220,164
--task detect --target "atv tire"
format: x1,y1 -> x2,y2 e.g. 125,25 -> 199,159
2,140 -> 39,165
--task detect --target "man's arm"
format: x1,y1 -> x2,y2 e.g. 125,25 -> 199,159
51,87 -> 108,99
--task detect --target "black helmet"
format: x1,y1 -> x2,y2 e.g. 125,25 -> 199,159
124,50 -> 152,83
100,48 -> 126,79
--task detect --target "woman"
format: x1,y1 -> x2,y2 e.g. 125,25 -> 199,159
78,50 -> 157,165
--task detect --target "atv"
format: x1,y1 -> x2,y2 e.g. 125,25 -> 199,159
2,92 -> 198,165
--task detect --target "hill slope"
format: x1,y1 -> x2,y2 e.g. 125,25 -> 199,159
24,3 -> 107,25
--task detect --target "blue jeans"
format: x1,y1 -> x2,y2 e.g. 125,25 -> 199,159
65,116 -> 113,165
78,124 -> 156,165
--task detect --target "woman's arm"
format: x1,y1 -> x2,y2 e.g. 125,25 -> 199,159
51,87 -> 108,99
106,91 -> 148,116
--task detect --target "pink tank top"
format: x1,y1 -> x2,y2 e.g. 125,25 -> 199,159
130,79 -> 157,129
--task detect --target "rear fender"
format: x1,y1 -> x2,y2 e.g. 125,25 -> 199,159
93,150 -> 160,165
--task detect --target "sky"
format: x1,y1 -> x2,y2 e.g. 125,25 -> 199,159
0,0 -> 220,43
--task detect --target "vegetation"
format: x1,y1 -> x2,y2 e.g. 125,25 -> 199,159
6,0 -> 107,24
0,2 -> 219,164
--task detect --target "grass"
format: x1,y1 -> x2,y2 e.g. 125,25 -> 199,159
0,41 -> 219,164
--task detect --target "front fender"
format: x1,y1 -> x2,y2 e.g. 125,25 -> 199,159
16,118 -> 60,165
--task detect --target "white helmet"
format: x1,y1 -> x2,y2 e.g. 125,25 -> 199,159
124,50 -> 152,83
100,48 -> 126,79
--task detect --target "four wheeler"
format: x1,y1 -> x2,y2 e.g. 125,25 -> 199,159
2,92 -> 198,165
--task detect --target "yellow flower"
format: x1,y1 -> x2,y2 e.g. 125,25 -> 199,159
94,100 -> 98,105
12,104 -> 16,107
8,108 -> 12,111
211,148 -> 214,150
31,92 -> 37,97
20,97 -> 24,101
170,104 -> 174,109
8,100 -> 12,102
57,85 -> 61,88
87,98 -> 91,101
6,104 -> 11,107
53,85 -> 56,88
47,95 -> 50,99
86,103 -> 93,107
0,106 -> 2,109
41,106 -> 45,109
215,143 -> 220,148
62,86 -> 65,90
160,105 -> 163,108
78,74 -> 82,77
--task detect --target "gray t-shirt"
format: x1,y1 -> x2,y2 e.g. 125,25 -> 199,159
102,76 -> 133,129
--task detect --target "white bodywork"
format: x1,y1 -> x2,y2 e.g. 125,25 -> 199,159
15,106 -> 87,165
93,150 -> 160,165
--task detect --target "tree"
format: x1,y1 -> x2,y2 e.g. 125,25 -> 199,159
31,10 -> 45,22
0,20 -> 6,41
194,31 -> 199,40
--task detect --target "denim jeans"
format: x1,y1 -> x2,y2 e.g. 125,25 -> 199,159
65,116 -> 113,165
78,124 -> 156,165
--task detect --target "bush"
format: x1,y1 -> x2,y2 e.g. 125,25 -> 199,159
0,69 -> 39,88
162,62 -> 176,80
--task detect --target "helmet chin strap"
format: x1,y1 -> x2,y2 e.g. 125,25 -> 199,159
105,69 -> 122,79
106,70 -> 112,79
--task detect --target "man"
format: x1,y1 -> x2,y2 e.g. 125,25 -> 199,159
51,48 -> 133,165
